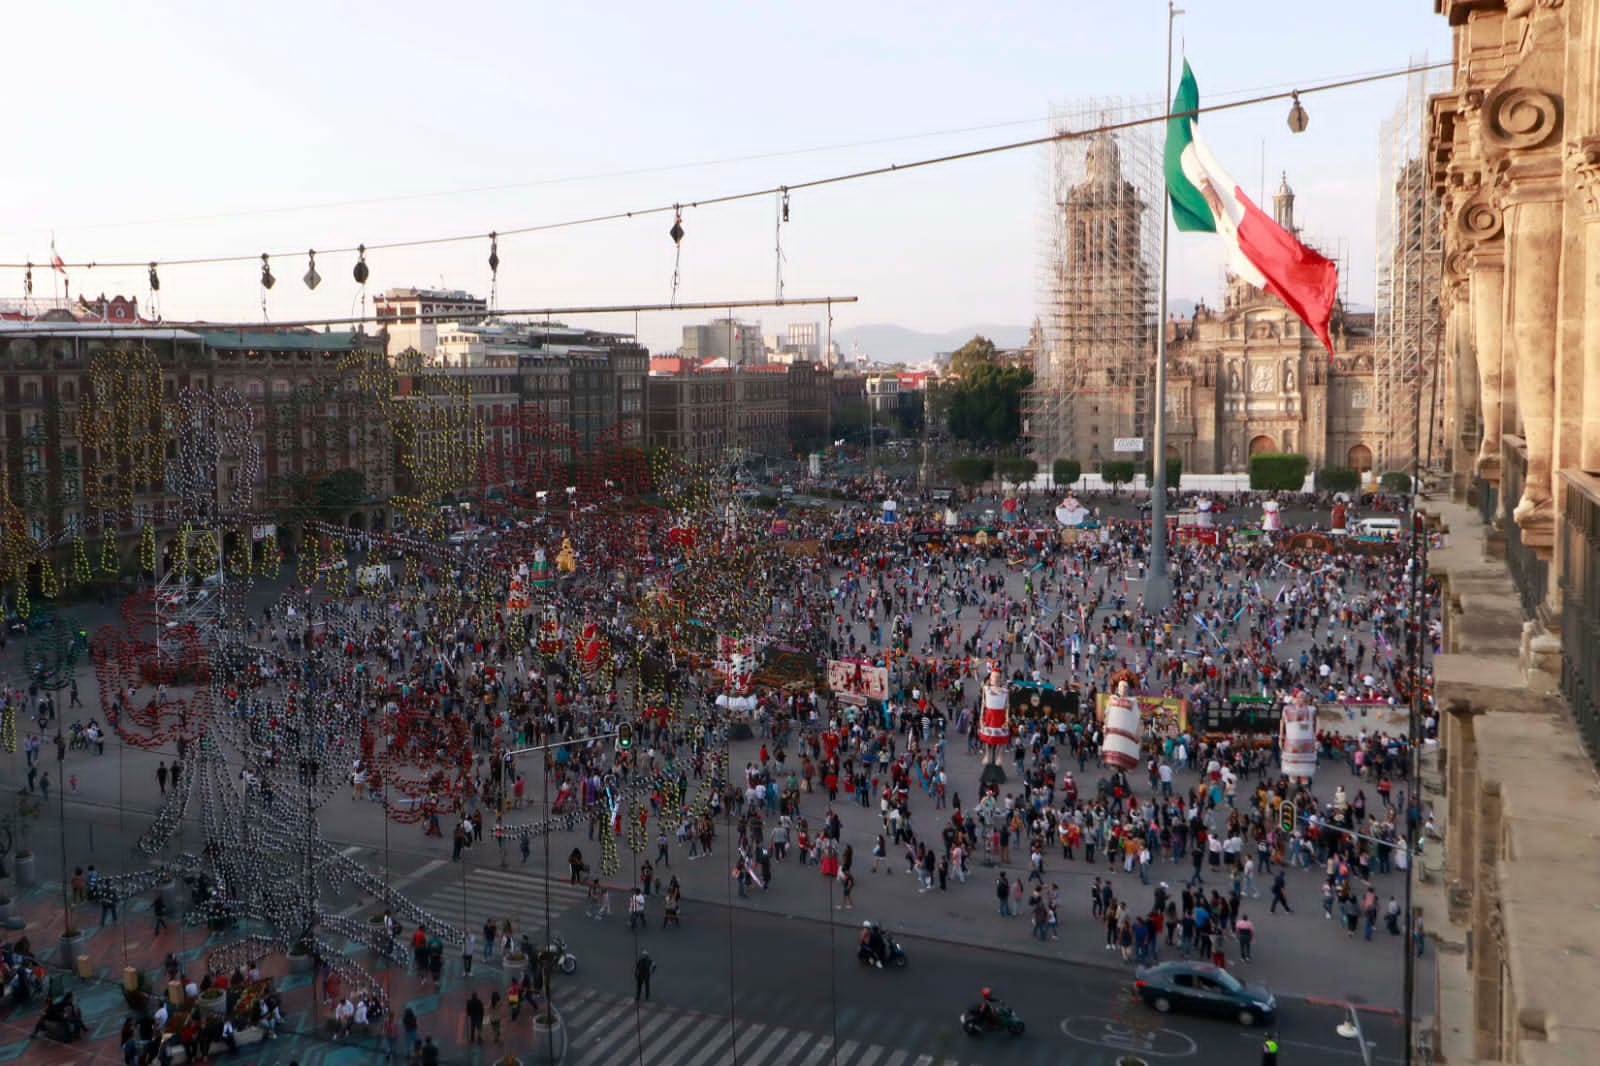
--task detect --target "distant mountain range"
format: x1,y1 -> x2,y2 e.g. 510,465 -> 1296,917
834,324 -> 1030,365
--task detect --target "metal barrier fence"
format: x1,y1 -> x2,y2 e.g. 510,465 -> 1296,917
1500,438 -> 1549,620
1559,469 -> 1600,768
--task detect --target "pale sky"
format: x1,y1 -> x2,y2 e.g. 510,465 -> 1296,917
5,1 -> 1449,355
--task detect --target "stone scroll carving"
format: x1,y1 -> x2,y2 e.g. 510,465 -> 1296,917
1455,193 -> 1504,242
1483,87 -> 1562,152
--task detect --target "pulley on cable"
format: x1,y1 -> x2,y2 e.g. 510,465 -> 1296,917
353,244 -> 370,326
259,253 -> 275,321
148,262 -> 161,319
488,231 -> 500,312
669,207 -> 685,307
23,261 -> 32,298
303,250 -> 321,291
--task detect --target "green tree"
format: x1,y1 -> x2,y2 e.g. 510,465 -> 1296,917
1143,457 -> 1183,490
947,335 -> 998,377
268,474 -> 314,527
1052,458 -> 1082,488
946,364 -> 1033,446
1248,452 -> 1310,492
312,469 -> 367,521
1315,466 -> 1360,493
997,456 -> 1038,485
1379,471 -> 1412,493
1100,460 -> 1136,491
945,456 -> 995,489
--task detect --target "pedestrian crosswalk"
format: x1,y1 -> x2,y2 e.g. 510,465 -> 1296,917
556,986 -> 1057,1066
409,865 -> 595,931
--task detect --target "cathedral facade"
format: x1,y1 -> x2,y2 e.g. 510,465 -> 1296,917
1031,146 -> 1389,477
1164,181 -> 1383,475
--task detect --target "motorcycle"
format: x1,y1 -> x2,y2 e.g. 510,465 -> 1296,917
960,1003 -> 1025,1037
857,930 -> 908,969
535,934 -> 579,975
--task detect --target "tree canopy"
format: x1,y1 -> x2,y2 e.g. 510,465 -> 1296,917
948,335 -> 999,377
945,363 -> 1033,445
1249,452 -> 1309,492
1052,458 -> 1081,487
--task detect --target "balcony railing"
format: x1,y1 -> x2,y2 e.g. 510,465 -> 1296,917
1502,435 -> 1549,619
1476,474 -> 1498,527
1559,468 -> 1600,768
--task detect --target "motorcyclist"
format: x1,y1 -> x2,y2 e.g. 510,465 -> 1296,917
858,921 -> 887,964
976,986 -> 1001,1025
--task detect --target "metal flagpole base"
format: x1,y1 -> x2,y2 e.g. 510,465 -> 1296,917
1144,570 -> 1172,611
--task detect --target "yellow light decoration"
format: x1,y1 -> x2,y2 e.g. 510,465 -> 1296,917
73,536 -> 92,586
139,524 -> 156,576
175,523 -> 192,578
194,527 -> 219,579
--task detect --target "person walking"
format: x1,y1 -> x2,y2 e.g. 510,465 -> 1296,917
157,762 -> 168,796
1269,870 -> 1291,914
1236,914 -> 1255,961
839,869 -> 856,910
464,991 -> 485,1044
996,872 -> 1013,917
634,952 -> 656,1001
461,932 -> 476,976
152,894 -> 168,935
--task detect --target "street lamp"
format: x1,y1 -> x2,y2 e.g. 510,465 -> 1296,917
1287,91 -> 1309,133
1336,1005 -> 1375,1066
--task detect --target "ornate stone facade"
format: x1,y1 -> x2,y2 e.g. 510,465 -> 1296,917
1164,256 -> 1380,475
1428,2 -> 1600,1064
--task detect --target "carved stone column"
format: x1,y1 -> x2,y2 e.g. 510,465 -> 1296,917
1482,1 -> 1567,544
1469,241 -> 1508,483
1503,189 -> 1562,539
1571,138 -> 1600,470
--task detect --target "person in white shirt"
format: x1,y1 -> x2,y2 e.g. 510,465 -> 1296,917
335,997 -> 356,1037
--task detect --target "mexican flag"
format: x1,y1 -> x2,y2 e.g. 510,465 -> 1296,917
1165,61 -> 1338,353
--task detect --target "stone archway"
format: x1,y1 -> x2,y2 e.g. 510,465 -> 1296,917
347,512 -> 366,532
1348,443 -> 1374,473
1249,434 -> 1277,456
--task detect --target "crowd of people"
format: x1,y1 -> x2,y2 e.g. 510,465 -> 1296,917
7,471 -> 1438,1056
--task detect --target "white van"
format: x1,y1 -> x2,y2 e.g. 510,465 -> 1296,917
1355,517 -> 1403,537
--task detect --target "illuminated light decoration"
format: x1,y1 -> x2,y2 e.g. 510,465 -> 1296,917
73,536 -> 92,586
139,524 -> 156,576
100,524 -> 119,574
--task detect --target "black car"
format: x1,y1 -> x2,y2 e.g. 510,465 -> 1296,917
1134,962 -> 1276,1026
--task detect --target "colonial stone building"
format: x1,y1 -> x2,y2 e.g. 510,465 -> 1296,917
1165,187 -> 1381,474
1424,1 -> 1600,1064
1031,143 -> 1386,475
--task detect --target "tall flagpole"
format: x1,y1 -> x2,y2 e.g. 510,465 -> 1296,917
1146,2 -> 1183,611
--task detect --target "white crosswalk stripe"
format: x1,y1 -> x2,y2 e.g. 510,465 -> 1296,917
558,987 -> 995,1066
409,865 -> 594,929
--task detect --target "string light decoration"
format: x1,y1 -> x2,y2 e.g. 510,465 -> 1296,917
9,328 -> 834,1006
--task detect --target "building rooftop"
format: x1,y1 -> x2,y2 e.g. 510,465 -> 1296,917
191,329 -> 372,351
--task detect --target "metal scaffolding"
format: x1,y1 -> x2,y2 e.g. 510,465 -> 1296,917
1027,99 -> 1161,473
1374,64 -> 1450,475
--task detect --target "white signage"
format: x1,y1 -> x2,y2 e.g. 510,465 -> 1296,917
1113,437 -> 1145,453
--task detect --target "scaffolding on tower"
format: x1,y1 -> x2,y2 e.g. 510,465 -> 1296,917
1027,99 -> 1161,478
1374,63 -> 1450,478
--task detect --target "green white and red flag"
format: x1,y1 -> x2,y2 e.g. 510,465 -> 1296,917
1164,60 -> 1338,353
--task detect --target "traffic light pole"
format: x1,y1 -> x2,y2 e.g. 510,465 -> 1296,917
504,730 -> 624,760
